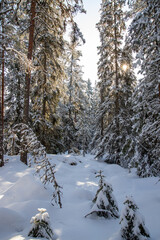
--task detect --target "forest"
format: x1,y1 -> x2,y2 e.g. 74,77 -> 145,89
0,1 -> 160,240
0,1 -> 160,184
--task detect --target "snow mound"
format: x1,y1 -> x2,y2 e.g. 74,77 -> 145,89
0,174 -> 50,206
108,232 -> 122,240
0,207 -> 25,233
73,188 -> 93,201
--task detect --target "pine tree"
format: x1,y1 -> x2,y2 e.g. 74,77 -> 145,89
120,196 -> 150,240
10,123 -> 62,207
90,82 -> 101,153
119,41 -> 136,168
0,0 -> 23,165
60,22 -> 86,152
85,170 -> 119,219
80,79 -> 95,155
3,1 -> 34,157
30,0 -> 65,153
20,0 -> 37,165
7,0 -> 85,161
0,1 -> 4,166
95,0 -> 126,164
28,208 -> 54,240
129,0 -> 160,177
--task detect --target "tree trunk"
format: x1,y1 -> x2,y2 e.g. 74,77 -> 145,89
100,85 -> 104,137
0,11 -> 4,167
20,0 -> 36,165
42,44 -> 47,145
114,0 -> 120,163
69,52 -> 74,121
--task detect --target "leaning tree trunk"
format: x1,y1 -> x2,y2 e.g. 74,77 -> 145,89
0,11 -> 5,167
20,0 -> 36,165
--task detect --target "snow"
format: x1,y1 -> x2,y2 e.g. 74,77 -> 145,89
0,154 -> 160,240
30,208 -> 50,224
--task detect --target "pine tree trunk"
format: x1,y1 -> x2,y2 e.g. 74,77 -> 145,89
17,75 -> 21,123
68,52 -> 74,150
69,53 -> 73,121
100,35 -> 105,138
42,45 -> 47,145
0,12 -> 5,167
114,0 -> 120,163
100,86 -> 104,137
154,6 -> 160,99
20,0 -> 36,165
42,52 -> 47,118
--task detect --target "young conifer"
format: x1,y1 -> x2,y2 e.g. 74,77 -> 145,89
120,196 -> 150,240
85,170 -> 119,219
28,208 -> 54,240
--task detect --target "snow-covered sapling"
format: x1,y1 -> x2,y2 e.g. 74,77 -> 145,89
85,170 -> 119,218
28,208 -> 54,240
120,196 -> 150,240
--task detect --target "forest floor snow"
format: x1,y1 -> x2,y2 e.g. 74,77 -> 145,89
0,154 -> 160,240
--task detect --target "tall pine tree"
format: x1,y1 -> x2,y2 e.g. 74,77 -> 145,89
95,0 -> 126,164
129,0 -> 160,177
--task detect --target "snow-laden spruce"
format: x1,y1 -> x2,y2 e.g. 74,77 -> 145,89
120,196 -> 150,240
128,0 -> 160,177
85,170 -> 119,218
28,208 -> 54,240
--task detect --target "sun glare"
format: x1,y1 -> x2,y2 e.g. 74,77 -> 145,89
122,64 -> 128,72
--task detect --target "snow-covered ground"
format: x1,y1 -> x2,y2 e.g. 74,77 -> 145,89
0,154 -> 160,240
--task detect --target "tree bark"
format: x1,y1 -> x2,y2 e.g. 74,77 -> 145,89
0,10 -> 4,167
20,0 -> 36,165
42,44 -> 47,145
100,85 -> 104,137
69,52 -> 74,121
114,0 -> 120,163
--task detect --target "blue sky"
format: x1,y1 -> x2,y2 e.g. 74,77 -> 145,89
75,0 -> 101,85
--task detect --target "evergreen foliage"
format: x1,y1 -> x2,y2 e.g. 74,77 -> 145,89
1,0 -> 159,179
128,0 -> 160,177
85,170 -> 119,219
120,196 -> 150,240
28,208 -> 54,240
118,41 -> 136,167
59,22 -> 87,152
95,0 -> 127,164
31,0 -> 65,153
8,123 -> 62,208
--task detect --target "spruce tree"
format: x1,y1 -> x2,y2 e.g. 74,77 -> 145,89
0,0 -> 4,166
120,196 -> 150,240
81,79 -> 95,154
95,0 -> 126,164
28,208 -> 54,240
4,0 -> 86,160
119,41 -> 136,168
60,22 -> 86,152
129,0 -> 160,177
0,0 -> 25,164
31,0 -> 65,153
85,171 -> 119,219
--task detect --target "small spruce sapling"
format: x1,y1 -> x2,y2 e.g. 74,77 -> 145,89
120,196 -> 150,240
85,170 -> 119,218
28,208 -> 54,240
